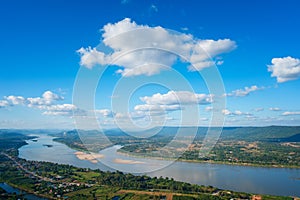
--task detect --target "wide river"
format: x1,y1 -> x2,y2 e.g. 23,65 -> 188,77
18,135 -> 300,197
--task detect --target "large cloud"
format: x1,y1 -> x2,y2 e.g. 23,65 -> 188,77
132,91 -> 212,118
78,18 -> 236,76
268,56 -> 300,83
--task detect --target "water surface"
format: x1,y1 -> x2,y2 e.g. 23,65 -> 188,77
18,135 -> 300,197
0,182 -> 47,200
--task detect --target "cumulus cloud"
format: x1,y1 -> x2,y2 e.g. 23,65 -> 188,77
77,47 -> 108,69
282,111 -> 300,116
268,56 -> 300,83
120,90 -> 212,120
0,100 -> 9,108
43,91 -> 63,101
5,96 -> 26,105
140,91 -> 213,105
226,85 -> 264,97
0,91 -> 80,117
78,18 -> 236,77
27,91 -> 63,108
3,91 -> 63,108
269,107 -> 281,111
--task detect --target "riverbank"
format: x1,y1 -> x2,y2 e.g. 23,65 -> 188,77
54,139 -> 300,169
117,149 -> 300,169
18,135 -> 300,197
0,181 -> 52,199
74,151 -> 104,163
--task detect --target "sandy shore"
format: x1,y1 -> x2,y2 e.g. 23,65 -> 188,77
113,158 -> 145,164
74,151 -> 104,163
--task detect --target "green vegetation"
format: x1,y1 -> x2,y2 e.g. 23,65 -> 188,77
0,130 -> 295,199
0,130 -> 36,151
51,126 -> 300,168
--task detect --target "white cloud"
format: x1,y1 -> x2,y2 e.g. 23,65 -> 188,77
0,100 -> 9,108
43,104 -> 85,116
77,47 -> 108,69
255,108 -> 264,112
116,63 -> 170,77
140,91 -> 213,105
134,104 -> 181,112
268,56 -> 300,83
94,109 -> 114,118
222,109 -> 231,115
121,90 -> 212,121
226,85 -> 264,97
27,91 -> 63,107
3,91 -> 63,108
269,107 -> 281,111
149,4 -> 158,13
222,109 -> 251,116
78,18 -> 236,77
0,91 -> 79,117
282,111 -> 300,116
43,91 -> 63,101
5,96 -> 26,105
205,106 -> 213,112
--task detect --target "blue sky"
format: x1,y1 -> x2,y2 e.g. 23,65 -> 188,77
0,0 -> 300,129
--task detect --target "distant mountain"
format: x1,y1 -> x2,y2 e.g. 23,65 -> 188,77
52,126 -> 300,142
219,126 -> 300,141
0,130 -> 36,150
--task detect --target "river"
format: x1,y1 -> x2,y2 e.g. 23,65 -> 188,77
18,135 -> 300,197
0,182 -> 47,200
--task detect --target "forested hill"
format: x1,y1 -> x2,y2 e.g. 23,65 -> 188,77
50,126 -> 300,143
0,130 -> 36,151
219,126 -> 300,141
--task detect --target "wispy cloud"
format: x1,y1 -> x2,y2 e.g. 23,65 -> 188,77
282,111 -> 300,116
269,107 -> 281,111
43,104 -> 86,116
222,109 -> 252,116
149,4 -> 158,13
121,0 -> 130,4
226,85 -> 264,97
254,108 -> 264,112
